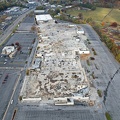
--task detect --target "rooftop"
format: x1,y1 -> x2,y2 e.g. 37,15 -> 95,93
35,14 -> 53,22
2,46 -> 15,55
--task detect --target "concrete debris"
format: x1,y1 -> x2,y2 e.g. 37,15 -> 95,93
20,20 -> 97,105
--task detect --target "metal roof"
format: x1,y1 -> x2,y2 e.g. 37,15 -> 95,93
35,14 -> 53,21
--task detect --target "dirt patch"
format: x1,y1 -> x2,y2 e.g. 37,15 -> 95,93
80,54 -> 90,60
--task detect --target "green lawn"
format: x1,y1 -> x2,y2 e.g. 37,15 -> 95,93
66,7 -> 120,24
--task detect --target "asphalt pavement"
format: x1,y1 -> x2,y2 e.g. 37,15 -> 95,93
15,109 -> 95,120
0,8 -> 36,120
0,69 -> 20,120
0,8 -> 35,46
81,24 -> 120,120
14,24 -> 108,120
1,14 -> 120,120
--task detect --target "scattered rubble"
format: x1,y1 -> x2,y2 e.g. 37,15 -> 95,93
20,19 -> 97,106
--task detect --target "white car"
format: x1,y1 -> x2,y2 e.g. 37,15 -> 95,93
11,100 -> 13,104
5,59 -> 7,62
4,62 -> 7,64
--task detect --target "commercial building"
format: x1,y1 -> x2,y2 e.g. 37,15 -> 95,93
34,10 -> 45,15
2,46 -> 15,55
35,14 -> 53,23
2,46 -> 16,58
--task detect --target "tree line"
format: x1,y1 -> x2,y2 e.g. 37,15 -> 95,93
0,2 -> 26,12
93,23 -> 120,62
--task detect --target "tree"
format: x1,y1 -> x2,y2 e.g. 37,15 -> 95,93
116,53 -> 120,62
110,22 -> 119,33
17,46 -> 21,51
31,26 -> 36,31
15,42 -> 19,46
55,8 -> 60,14
101,22 -> 105,26
86,17 -> 93,23
78,12 -> 83,20
36,6 -> 44,10
110,22 -> 118,27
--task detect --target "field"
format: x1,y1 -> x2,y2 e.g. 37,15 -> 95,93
66,7 -> 120,24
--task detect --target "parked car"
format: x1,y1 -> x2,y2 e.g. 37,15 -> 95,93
5,59 -> 7,62
90,57 -> 95,60
5,74 -> 8,79
11,100 -> 13,104
2,81 -> 5,84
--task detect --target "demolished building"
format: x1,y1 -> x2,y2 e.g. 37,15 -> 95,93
20,18 -> 96,106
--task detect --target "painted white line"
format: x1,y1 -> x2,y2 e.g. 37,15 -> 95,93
2,73 -> 21,120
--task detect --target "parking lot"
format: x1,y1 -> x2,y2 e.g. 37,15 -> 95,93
81,24 -> 120,120
15,109 -> 95,120
22,16 -> 35,23
0,33 -> 36,67
0,68 -> 20,120
0,12 -> 38,120
0,14 -> 37,68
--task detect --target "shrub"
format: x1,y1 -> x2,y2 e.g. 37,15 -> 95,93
93,50 -> 97,55
91,6 -> 96,10
92,48 -> 94,51
97,90 -> 102,97
26,69 -> 30,75
88,41 -> 91,44
86,17 -> 93,23
91,72 -> 95,79
90,57 -> 95,60
105,112 -> 112,120
19,96 -> 22,101
37,46 -> 40,50
31,26 -> 36,31
87,60 -> 90,66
